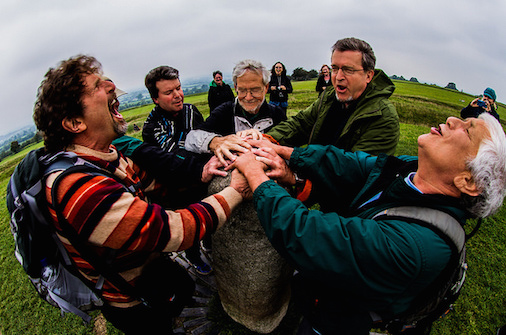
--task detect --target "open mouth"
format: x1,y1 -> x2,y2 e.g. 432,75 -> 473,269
336,85 -> 347,93
431,125 -> 442,136
109,97 -> 124,121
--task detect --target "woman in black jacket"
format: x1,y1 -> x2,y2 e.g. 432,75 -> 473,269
267,62 -> 292,115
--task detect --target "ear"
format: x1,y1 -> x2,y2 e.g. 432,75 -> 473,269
62,117 -> 87,134
153,97 -> 159,105
454,171 -> 481,197
365,69 -> 375,84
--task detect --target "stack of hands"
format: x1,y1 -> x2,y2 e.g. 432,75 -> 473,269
201,129 -> 296,200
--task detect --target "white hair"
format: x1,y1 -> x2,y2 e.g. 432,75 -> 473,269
465,113 -> 506,218
232,59 -> 270,86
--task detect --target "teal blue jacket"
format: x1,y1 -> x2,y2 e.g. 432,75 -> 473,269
253,145 -> 467,332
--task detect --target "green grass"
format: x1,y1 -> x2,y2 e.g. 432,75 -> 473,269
1,79 -> 505,334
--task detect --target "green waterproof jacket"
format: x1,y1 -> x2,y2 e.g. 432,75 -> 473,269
267,69 -> 399,155
253,145 -> 468,333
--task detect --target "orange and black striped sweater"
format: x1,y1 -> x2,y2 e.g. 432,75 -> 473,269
45,145 -> 242,308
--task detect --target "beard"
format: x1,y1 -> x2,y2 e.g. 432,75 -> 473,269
238,97 -> 265,114
114,119 -> 128,137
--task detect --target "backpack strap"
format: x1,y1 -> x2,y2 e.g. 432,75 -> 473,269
49,164 -> 150,307
372,206 -> 465,252
372,206 -> 466,332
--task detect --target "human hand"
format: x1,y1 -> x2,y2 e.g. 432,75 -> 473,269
209,134 -> 252,167
236,129 -> 263,140
280,85 -> 286,90
252,147 -> 296,186
227,151 -> 270,192
229,169 -> 253,200
246,139 -> 295,160
201,155 -> 228,183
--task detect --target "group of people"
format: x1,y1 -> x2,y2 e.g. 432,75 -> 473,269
29,36 -> 506,335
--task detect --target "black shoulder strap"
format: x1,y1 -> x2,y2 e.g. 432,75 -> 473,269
49,164 -> 149,306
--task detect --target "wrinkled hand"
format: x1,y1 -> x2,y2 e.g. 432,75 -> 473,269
201,155 -> 227,183
252,147 -> 296,186
246,139 -> 295,160
236,129 -> 263,140
209,134 -> 252,167
229,169 -> 253,200
227,151 -> 270,192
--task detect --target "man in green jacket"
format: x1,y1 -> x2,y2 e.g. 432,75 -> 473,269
230,113 -> 506,334
267,37 -> 399,156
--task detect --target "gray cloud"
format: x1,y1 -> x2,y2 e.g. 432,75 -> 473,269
0,0 -> 504,135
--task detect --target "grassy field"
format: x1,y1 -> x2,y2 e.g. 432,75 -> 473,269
1,79 -> 505,334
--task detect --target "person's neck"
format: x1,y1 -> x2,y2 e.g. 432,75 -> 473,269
412,170 -> 459,197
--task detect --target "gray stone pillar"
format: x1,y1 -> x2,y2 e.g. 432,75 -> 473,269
209,173 -> 293,334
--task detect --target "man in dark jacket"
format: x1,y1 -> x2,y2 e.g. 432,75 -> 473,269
185,59 -> 286,166
208,70 -> 235,111
267,37 -> 399,156
142,65 -> 212,275
230,113 -> 506,334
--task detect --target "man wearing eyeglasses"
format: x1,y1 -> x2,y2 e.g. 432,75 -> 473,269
185,59 -> 287,166
267,37 -> 399,156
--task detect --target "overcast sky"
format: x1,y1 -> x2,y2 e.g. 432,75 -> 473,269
1,0 -> 504,136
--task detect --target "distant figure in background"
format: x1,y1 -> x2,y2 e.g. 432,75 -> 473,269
208,70 -> 235,112
315,64 -> 331,96
268,61 -> 293,115
461,87 -> 500,122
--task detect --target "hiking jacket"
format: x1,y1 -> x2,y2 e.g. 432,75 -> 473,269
268,75 -> 293,103
208,81 -> 235,111
185,99 -> 287,154
45,144 -> 242,308
253,145 -> 468,334
142,104 -> 204,154
267,69 -> 399,156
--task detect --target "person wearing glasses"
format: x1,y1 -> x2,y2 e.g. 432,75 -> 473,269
266,37 -> 399,156
185,59 -> 287,166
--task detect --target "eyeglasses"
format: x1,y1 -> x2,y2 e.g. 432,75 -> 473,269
331,66 -> 364,76
236,87 -> 264,97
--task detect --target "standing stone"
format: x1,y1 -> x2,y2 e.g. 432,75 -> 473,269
209,173 -> 293,334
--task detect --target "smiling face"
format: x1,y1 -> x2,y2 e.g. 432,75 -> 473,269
418,117 -> 490,177
153,78 -> 184,115
235,70 -> 268,114
274,63 -> 283,76
331,50 -> 374,103
80,73 -> 127,144
214,73 -> 223,86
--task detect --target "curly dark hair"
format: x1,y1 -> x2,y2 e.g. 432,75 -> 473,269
33,55 -> 102,152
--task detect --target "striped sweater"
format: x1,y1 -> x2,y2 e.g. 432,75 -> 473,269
45,145 -> 242,307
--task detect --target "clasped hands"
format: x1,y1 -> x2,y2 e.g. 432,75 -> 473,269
225,137 -> 296,200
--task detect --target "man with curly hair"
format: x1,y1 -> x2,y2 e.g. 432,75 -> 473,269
33,55 -> 246,334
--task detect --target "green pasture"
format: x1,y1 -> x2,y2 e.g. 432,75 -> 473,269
0,79 -> 505,334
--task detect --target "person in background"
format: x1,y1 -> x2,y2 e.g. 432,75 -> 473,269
185,59 -> 286,166
267,61 -> 293,115
315,64 -> 331,96
142,65 -> 212,275
461,87 -> 500,122
230,113 -> 506,335
33,55 -> 246,334
208,70 -> 235,112
266,37 -> 399,156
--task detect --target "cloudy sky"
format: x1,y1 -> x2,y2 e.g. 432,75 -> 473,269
1,0 -> 504,136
